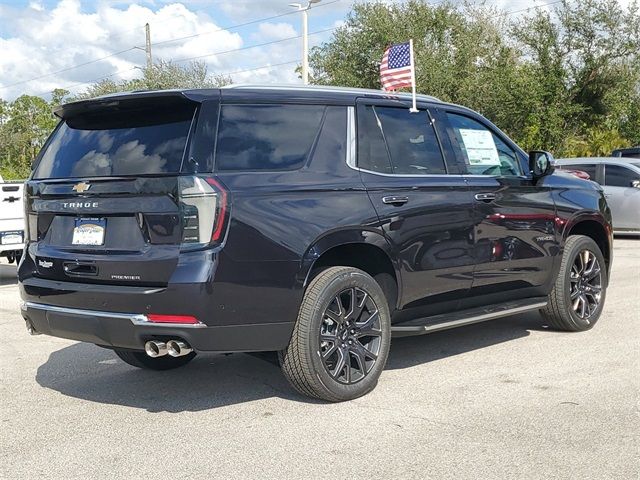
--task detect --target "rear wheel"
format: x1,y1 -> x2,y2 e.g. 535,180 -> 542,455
114,349 -> 196,370
280,266 -> 391,402
541,235 -> 607,331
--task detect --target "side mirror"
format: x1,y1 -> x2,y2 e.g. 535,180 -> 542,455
529,151 -> 554,179
632,180 -> 640,189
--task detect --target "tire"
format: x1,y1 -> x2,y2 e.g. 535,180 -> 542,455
541,235 -> 607,332
279,266 -> 391,402
114,349 -> 196,370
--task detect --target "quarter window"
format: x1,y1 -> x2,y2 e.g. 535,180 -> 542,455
357,105 -> 446,175
604,164 -> 640,187
216,104 -> 325,171
446,113 -> 523,177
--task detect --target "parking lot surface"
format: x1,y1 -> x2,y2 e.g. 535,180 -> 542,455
1,240 -> 638,479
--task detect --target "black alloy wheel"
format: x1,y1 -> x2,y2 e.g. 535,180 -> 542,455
541,235 -> 608,332
319,287 -> 382,384
569,248 -> 603,321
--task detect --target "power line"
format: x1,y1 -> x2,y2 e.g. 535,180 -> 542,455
171,27 -> 336,64
8,0 -> 563,98
34,66 -> 139,98
504,0 -> 564,16
0,0 -> 341,91
0,47 -> 137,90
151,0 -> 341,48
219,59 -> 302,77
34,26 -> 336,98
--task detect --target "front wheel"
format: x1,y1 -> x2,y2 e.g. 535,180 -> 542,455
541,235 -> 607,331
280,266 -> 391,402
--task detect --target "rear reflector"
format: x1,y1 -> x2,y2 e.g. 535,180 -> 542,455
146,314 -> 202,325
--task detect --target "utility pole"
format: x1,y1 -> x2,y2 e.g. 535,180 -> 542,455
301,8 -> 308,85
289,0 -> 321,85
145,23 -> 152,69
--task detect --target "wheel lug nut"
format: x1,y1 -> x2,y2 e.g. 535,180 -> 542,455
350,329 -> 355,334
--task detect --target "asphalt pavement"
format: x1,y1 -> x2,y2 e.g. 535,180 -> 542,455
1,240 -> 638,479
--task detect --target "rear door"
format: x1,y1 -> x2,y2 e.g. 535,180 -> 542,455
24,95 -> 208,287
441,109 -> 559,305
602,163 -> 640,231
355,100 -> 475,317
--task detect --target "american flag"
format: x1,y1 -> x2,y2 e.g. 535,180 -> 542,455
380,42 -> 414,91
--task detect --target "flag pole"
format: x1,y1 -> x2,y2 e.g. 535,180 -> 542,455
409,38 -> 418,113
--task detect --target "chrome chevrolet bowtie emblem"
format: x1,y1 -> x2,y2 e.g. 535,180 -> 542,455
72,182 -> 90,193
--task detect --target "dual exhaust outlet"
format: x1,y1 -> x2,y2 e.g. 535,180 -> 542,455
145,339 -> 192,358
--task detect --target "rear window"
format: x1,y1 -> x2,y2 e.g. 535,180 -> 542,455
34,104 -> 195,179
215,104 -> 325,171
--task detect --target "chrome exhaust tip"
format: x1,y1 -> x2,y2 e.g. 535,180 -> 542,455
145,340 -> 168,358
166,340 -> 193,357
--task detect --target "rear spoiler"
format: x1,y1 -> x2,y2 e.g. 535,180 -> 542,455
54,89 -> 218,120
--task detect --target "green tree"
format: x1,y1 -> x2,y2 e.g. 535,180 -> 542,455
0,94 -> 59,179
309,0 -> 640,156
0,61 -> 231,179
74,60 -> 231,100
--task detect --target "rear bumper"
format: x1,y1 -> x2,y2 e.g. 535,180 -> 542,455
21,300 -> 294,353
0,244 -> 24,254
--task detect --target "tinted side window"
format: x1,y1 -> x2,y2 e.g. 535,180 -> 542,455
375,107 -> 446,174
446,113 -> 522,177
216,104 -> 325,171
605,164 -> 640,187
561,163 -> 597,179
310,106 -> 347,170
357,105 -> 393,174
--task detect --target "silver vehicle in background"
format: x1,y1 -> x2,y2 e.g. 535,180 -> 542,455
556,158 -> 640,235
0,175 -> 26,264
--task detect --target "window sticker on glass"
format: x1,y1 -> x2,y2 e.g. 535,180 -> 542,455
459,129 -> 500,166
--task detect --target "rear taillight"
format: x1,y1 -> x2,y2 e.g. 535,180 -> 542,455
178,176 -> 229,248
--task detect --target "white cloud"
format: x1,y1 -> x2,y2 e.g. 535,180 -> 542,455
254,22 -> 298,41
0,0 -> 289,100
1,0 -> 634,101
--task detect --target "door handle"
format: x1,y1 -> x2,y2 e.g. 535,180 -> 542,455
382,195 -> 409,206
474,193 -> 497,202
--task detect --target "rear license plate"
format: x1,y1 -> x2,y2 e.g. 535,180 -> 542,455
72,218 -> 106,246
0,231 -> 23,245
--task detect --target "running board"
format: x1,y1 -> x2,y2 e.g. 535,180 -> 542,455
391,297 -> 548,337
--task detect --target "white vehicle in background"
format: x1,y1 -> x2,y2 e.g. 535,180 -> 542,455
0,174 -> 25,264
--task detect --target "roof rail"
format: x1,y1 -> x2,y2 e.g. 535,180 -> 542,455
223,83 -> 441,102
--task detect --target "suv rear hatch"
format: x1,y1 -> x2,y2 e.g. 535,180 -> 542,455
25,93 -> 226,287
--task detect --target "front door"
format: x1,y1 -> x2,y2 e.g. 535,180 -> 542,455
441,109 -> 560,307
355,101 -> 475,319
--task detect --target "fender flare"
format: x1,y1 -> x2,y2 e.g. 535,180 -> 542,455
297,227 -> 402,302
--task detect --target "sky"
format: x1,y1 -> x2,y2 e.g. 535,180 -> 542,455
0,0 -> 630,101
